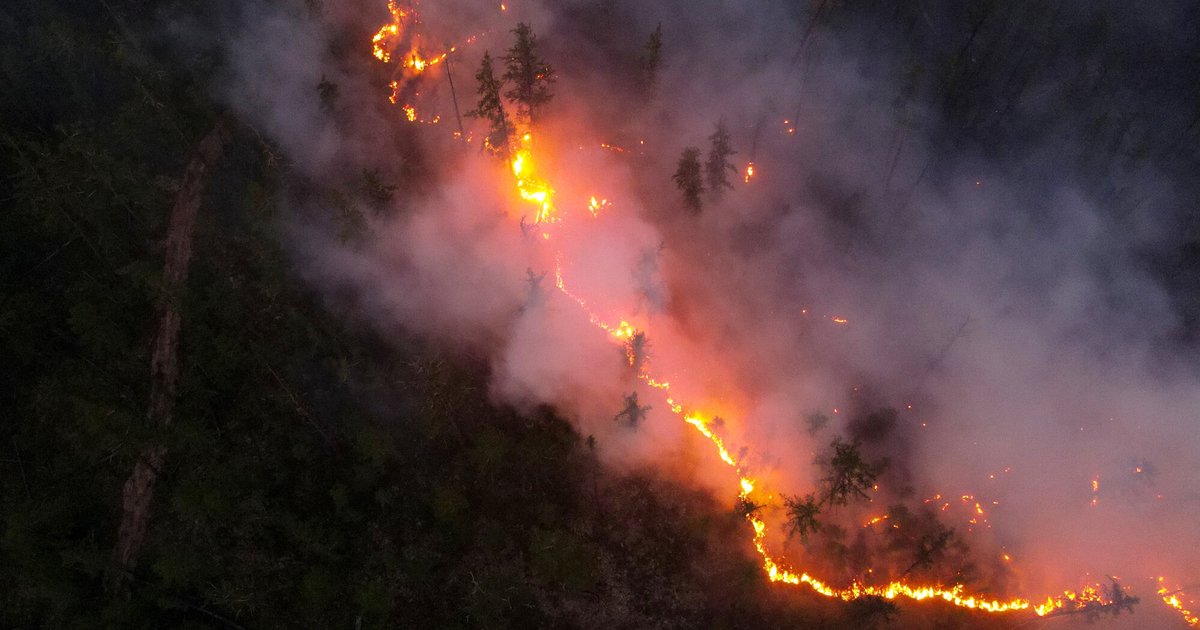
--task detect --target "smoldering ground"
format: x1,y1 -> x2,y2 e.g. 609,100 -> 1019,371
206,0 -> 1200,622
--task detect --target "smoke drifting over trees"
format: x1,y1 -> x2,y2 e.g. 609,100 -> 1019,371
4,0 -> 1200,627
212,0 -> 1200,624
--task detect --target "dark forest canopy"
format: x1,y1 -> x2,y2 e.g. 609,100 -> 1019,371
1,0 -> 1198,628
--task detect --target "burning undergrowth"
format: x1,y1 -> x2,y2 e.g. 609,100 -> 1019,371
205,0 -> 1200,626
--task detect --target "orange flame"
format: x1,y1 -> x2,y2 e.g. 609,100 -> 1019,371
361,7 -> 1190,623
1159,578 -> 1200,627
372,1 -> 409,63
510,132 -> 558,224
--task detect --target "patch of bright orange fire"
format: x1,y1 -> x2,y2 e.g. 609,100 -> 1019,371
363,5 -> 1186,623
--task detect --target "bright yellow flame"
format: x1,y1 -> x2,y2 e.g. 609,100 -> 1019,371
863,514 -> 889,528
372,1 -> 408,63
402,49 -> 449,75
743,161 -> 755,183
1159,578 -> 1200,627
366,16 -> 1174,622
509,133 -> 558,224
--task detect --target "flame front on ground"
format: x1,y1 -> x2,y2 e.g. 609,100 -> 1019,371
1160,578 -> 1200,627
364,5 -> 1197,624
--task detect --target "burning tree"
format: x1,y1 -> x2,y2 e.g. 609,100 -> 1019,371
468,51 -> 512,157
705,119 -> 737,200
625,330 -> 650,371
672,147 -> 704,212
503,23 -> 556,125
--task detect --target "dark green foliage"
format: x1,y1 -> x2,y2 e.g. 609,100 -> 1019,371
503,23 -> 555,124
640,23 -> 663,96
736,496 -> 764,518
361,168 -> 396,207
783,493 -> 823,540
805,411 -> 830,435
846,595 -> 899,629
467,51 -> 512,156
626,330 -> 649,371
317,75 -> 338,113
849,407 -> 898,443
614,392 -> 651,427
705,119 -> 737,199
903,524 -> 957,576
821,437 -> 883,506
673,146 -> 704,212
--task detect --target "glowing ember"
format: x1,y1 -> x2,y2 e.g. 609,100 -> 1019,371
743,161 -> 755,183
862,514 -> 889,528
588,196 -> 610,217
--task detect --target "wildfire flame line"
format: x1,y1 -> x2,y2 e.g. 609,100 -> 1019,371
1160,579 -> 1200,627
368,5 -> 1200,624
551,258 -> 1122,619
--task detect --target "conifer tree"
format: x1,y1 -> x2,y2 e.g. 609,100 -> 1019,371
705,119 -> 737,199
503,23 -> 556,124
672,147 -> 704,213
468,51 -> 511,157
640,23 -> 663,97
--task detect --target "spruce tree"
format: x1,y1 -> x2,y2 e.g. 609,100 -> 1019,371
503,23 -> 556,124
705,119 -> 737,200
672,147 -> 704,213
467,51 -> 511,157
640,23 -> 663,97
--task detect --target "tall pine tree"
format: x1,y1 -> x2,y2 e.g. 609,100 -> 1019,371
673,147 -> 704,213
503,23 -> 556,125
705,119 -> 736,200
468,51 -> 512,157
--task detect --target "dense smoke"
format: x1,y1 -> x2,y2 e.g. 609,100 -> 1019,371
205,0 -> 1200,623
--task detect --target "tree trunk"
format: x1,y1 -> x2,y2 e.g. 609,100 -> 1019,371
107,118 -> 230,591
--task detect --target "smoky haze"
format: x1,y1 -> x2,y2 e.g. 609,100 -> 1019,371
205,0 -> 1200,624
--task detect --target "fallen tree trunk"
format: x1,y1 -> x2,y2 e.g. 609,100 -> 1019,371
107,118 -> 230,591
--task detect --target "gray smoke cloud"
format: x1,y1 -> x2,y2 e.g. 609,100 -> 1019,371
201,0 -> 1200,624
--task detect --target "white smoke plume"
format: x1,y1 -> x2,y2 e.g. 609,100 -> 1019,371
201,0 -> 1200,624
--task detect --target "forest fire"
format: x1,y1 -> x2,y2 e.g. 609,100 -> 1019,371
10,0 -> 1200,628
371,1 -> 409,63
1159,578 -> 1200,627
510,134 -> 557,224
367,4 -> 1194,626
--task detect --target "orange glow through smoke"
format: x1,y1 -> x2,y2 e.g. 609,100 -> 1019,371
364,4 -> 1192,623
